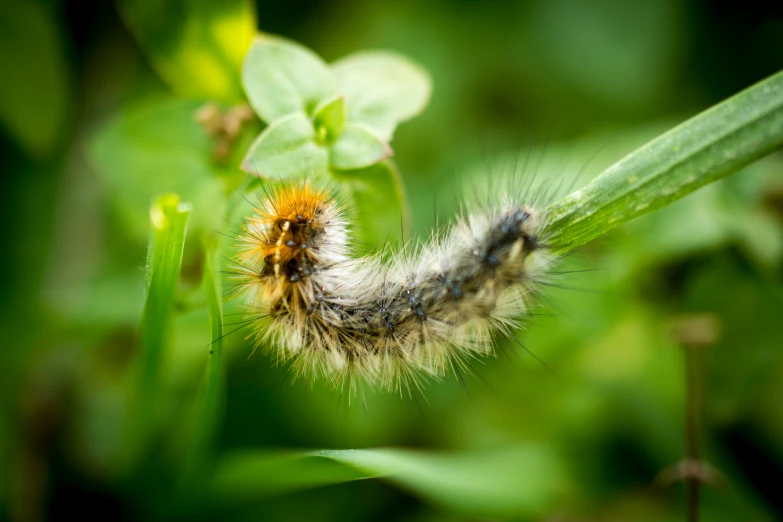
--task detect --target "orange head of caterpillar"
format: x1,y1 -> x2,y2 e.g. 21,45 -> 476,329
233,182 -> 350,308
239,182 -> 332,268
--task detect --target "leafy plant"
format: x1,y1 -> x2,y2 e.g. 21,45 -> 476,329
175,62 -> 780,516
81,4 -> 782,518
241,34 -> 430,178
114,37 -> 781,518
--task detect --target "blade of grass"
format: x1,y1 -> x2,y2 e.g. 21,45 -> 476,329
545,70 -> 783,251
203,445 -> 565,518
121,193 -> 191,472
179,239 -> 225,486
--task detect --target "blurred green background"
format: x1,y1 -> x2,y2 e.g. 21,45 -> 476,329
2,0 -> 783,520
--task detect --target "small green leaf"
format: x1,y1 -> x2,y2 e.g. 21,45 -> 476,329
312,95 -> 346,144
241,112 -> 328,179
122,193 -> 191,471
332,160 -> 408,254
118,0 -> 255,102
329,124 -> 391,170
0,0 -> 69,157
242,34 -> 337,123
332,51 -> 431,140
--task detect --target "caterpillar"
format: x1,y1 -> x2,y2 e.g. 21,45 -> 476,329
230,180 -> 559,395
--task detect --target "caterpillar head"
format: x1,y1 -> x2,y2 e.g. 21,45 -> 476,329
234,182 -> 350,306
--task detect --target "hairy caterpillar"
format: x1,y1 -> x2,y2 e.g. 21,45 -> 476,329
230,180 -> 559,394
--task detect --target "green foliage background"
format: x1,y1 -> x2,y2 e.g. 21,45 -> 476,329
1,0 -> 782,520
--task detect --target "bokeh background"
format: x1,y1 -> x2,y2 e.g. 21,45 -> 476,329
2,0 -> 783,520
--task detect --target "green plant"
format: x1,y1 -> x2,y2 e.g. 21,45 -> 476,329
112,41 -> 781,519
240,34 -> 430,177
82,3 -> 782,518
173,59 -> 780,517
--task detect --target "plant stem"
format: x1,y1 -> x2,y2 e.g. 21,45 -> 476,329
685,345 -> 703,522
180,240 -> 225,486
669,313 -> 719,522
122,194 -> 191,472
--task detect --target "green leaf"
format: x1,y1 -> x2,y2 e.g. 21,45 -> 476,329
122,194 -> 191,471
179,241 -> 225,486
242,34 -> 337,123
332,160 -> 408,254
209,445 -> 566,518
0,0 -> 69,157
332,50 -> 431,140
208,450 -> 376,499
312,95 -> 346,143
546,70 -> 783,251
329,124 -> 391,170
118,0 -> 255,102
612,159 -> 783,272
241,112 -> 328,179
89,97 -> 232,242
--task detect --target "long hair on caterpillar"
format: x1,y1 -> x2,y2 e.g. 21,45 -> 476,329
224,165 -> 572,398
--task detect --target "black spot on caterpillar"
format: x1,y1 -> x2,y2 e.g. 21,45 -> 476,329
230,180 -> 559,394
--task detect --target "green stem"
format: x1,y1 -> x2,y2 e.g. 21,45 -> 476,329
122,194 -> 191,472
180,240 -> 225,486
684,345 -> 704,522
546,70 -> 783,251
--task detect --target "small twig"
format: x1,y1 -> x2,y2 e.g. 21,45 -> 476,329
664,313 -> 722,522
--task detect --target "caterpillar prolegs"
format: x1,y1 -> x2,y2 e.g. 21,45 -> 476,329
231,181 -> 558,393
